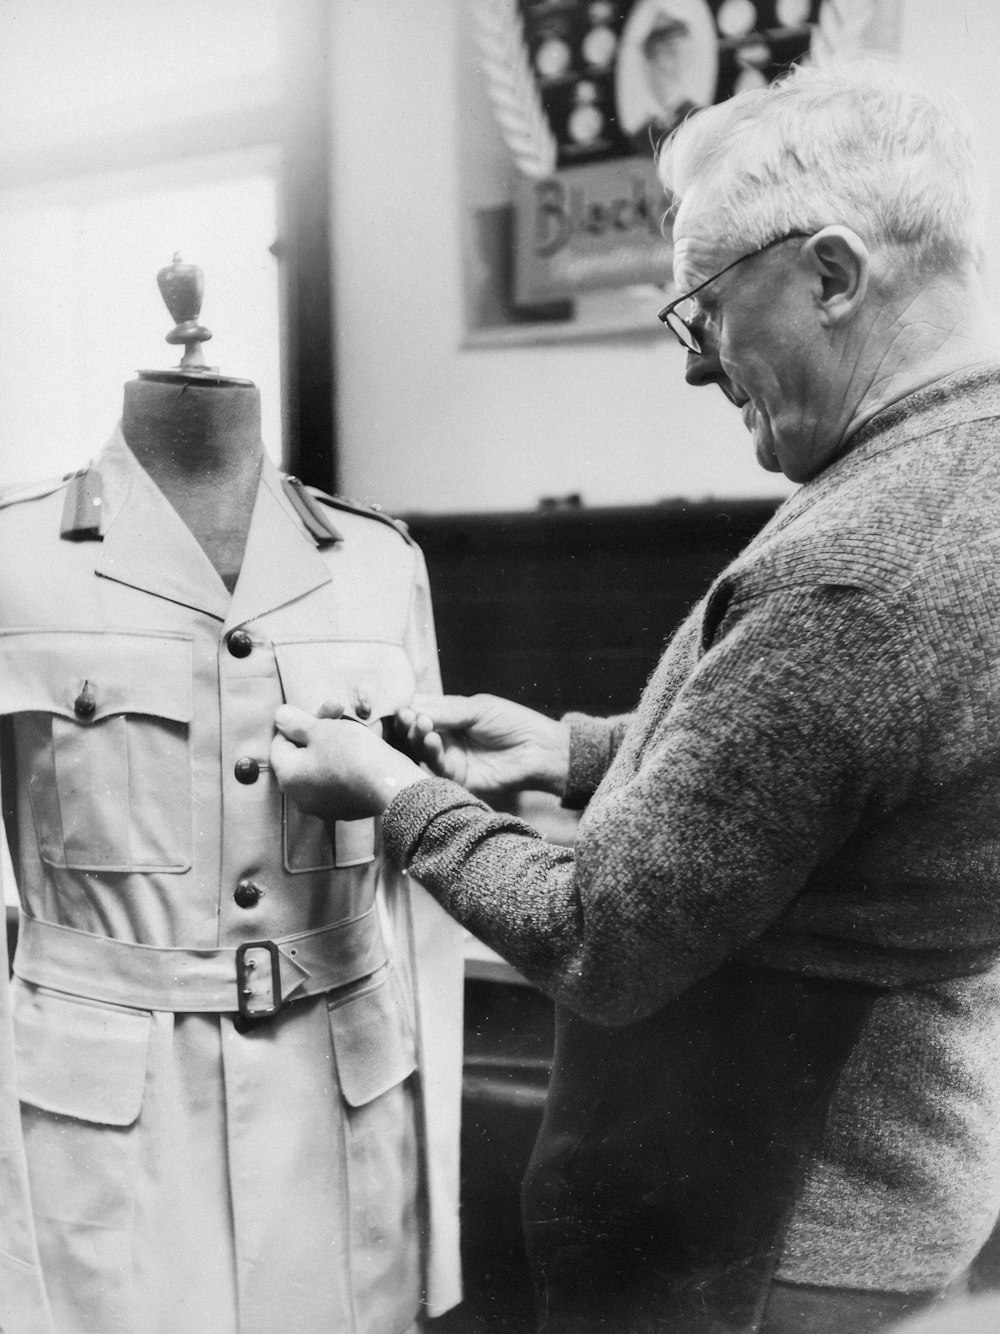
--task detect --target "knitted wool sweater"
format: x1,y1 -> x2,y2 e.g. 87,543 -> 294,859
385,364 -> 1000,1291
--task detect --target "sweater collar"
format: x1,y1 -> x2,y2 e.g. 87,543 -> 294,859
760,361 -> 1000,539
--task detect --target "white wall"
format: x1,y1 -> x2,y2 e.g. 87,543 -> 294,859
329,0 -> 1000,516
901,0 -> 1000,317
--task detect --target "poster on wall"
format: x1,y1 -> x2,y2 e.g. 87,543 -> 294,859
473,0 -> 898,310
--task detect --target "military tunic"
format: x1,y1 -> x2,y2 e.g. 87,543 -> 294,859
0,428 -> 463,1334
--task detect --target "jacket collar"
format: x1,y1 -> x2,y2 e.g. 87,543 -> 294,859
225,463 -> 333,630
91,425 -> 332,624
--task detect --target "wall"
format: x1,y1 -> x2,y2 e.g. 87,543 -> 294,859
329,0 -> 1000,516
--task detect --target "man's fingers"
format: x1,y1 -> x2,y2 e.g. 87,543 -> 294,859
423,731 -> 457,779
274,704 -> 317,746
408,693 -> 484,732
420,729 -> 467,783
269,730 -> 304,783
402,712 -> 437,748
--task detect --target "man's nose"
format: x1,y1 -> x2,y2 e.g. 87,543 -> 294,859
683,333 -> 740,403
684,342 -> 724,389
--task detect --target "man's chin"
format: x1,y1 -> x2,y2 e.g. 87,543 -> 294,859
753,430 -> 782,474
741,402 -> 782,474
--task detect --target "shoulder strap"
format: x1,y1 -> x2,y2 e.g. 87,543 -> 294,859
60,467 -> 105,540
282,476 -> 343,545
283,476 -> 413,546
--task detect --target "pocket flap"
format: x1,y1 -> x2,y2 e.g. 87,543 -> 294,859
273,639 -> 416,720
0,630 -> 192,723
13,984 -> 150,1126
327,967 -> 416,1107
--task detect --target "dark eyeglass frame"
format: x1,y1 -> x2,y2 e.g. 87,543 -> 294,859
657,230 -> 813,354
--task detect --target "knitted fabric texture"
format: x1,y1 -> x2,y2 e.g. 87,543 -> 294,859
384,364 -> 1000,1291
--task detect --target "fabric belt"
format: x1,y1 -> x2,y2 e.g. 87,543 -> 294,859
13,909 -> 388,1016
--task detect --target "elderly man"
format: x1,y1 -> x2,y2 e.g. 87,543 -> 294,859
272,65 -> 1000,1333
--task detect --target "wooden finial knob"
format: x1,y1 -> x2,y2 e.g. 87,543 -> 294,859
136,254 -> 254,387
156,253 -> 213,370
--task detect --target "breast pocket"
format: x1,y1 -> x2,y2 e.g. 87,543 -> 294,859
0,630 -> 193,872
273,639 -> 416,873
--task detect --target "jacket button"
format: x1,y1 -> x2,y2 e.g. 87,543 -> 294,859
234,879 -> 263,909
73,681 -> 97,718
227,629 -> 253,658
234,757 -> 260,785
354,689 -> 372,720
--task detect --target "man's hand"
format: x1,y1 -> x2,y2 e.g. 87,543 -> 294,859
271,703 -> 425,820
394,693 -> 570,798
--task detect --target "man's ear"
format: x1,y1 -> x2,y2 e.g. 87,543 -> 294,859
802,226 -> 869,327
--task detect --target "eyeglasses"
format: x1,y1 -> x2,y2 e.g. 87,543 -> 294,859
657,231 -> 812,354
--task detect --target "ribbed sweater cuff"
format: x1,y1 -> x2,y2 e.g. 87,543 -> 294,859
383,776 -> 490,868
562,712 -> 617,810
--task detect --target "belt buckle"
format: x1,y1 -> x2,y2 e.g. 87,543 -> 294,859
236,940 -> 283,1024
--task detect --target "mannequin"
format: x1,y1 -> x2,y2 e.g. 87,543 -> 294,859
0,256 -> 463,1334
122,378 -> 262,591
121,255 -> 263,591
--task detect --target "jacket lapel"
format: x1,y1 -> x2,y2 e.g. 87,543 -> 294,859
224,459 -> 332,631
94,429 -> 231,621
89,432 -> 331,626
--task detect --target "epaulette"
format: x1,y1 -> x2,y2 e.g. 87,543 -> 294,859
283,476 -> 414,547
0,473 -> 71,513
282,476 -> 343,545
60,466 -> 104,540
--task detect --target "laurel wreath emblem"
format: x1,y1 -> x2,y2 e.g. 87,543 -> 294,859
474,0 -> 880,180
472,0 -> 558,181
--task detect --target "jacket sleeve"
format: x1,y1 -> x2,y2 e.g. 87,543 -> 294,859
402,542 -> 441,697
383,584 -> 928,1026
0,785 -> 55,1330
385,537 -> 464,1317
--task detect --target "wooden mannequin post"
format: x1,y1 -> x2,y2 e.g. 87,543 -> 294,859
122,255 -> 264,592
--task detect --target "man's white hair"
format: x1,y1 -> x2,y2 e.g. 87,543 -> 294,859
658,61 -> 986,280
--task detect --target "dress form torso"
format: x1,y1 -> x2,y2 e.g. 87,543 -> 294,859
121,377 -> 263,593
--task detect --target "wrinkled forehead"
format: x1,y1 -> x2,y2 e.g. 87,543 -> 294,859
671,233 -> 726,292
669,189 -> 737,290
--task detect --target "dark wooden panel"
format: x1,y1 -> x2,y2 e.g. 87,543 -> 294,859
278,0 -> 336,488
405,499 -> 781,718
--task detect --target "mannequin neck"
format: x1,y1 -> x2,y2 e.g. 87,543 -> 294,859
122,377 -> 264,480
121,377 -> 266,592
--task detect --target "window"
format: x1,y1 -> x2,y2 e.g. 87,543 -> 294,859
0,0 -> 333,488
0,155 -> 282,482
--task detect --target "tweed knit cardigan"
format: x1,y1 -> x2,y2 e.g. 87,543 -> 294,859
384,364 -> 1000,1291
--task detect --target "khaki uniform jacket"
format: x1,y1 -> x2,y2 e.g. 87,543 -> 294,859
0,428 -> 463,1334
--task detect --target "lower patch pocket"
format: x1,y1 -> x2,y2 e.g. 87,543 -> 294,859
13,983 -> 150,1229
327,964 -> 416,1107
327,966 -> 420,1317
